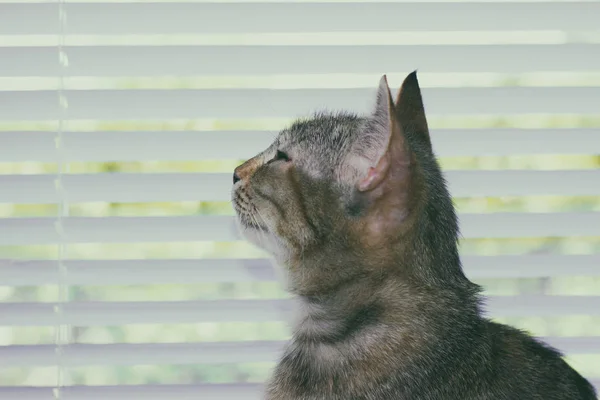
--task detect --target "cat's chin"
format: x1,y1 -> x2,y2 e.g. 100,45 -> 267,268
236,217 -> 278,250
235,219 -> 291,265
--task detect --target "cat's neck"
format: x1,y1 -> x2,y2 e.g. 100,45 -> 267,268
292,274 -> 384,342
290,268 -> 478,344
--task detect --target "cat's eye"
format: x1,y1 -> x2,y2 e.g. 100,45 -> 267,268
267,150 -> 291,165
275,150 -> 291,162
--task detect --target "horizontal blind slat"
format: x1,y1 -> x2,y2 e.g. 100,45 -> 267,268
2,129 -> 599,162
2,170 -> 599,204
4,44 -> 600,76
2,87 -> 599,121
1,255 -> 600,287
0,4 -> 58,36
0,384 -> 263,400
1,297 -> 599,327
2,2 -> 599,35
0,388 -> 54,400
1,337 -> 598,367
68,384 -> 262,400
0,341 -> 285,367
1,213 -> 599,245
0,258 -> 275,286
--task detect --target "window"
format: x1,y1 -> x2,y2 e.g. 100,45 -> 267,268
0,1 -> 599,398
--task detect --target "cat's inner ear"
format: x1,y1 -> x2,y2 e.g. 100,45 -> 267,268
358,75 -> 411,194
395,70 -> 432,151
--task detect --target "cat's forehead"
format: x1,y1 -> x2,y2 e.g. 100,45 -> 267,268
276,112 -> 364,152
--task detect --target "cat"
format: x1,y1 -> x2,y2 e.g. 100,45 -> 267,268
231,72 -> 597,400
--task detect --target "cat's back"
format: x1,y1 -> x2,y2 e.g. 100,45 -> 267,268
477,321 -> 597,400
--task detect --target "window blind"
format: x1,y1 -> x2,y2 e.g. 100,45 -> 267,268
1,1 -> 600,399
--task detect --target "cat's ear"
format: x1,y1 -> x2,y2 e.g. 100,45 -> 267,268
395,70 -> 432,151
358,75 -> 411,193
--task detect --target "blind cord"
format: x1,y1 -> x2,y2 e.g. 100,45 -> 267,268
54,0 -> 71,398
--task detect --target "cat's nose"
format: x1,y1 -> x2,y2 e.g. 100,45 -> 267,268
234,159 -> 258,184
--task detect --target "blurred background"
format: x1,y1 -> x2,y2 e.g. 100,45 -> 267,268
0,0 -> 599,396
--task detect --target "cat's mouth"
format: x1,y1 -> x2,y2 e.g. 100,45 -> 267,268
237,212 -> 268,231
232,188 -> 268,232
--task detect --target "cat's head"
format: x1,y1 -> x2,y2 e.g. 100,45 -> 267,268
232,72 -> 465,294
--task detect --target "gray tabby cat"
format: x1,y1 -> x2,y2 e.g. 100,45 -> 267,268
231,73 -> 597,399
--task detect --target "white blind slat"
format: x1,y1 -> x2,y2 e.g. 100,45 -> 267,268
1,170 -> 599,204
42,384 -> 262,400
2,129 -> 599,163
1,337 -> 598,368
4,44 -> 600,76
1,255 -> 599,287
2,87 -> 599,121
0,341 -> 286,367
1,213 -> 599,246
0,388 -> 55,400
1,296 -> 598,327
0,259 -> 275,286
2,2 -> 599,35
0,384 -> 263,400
